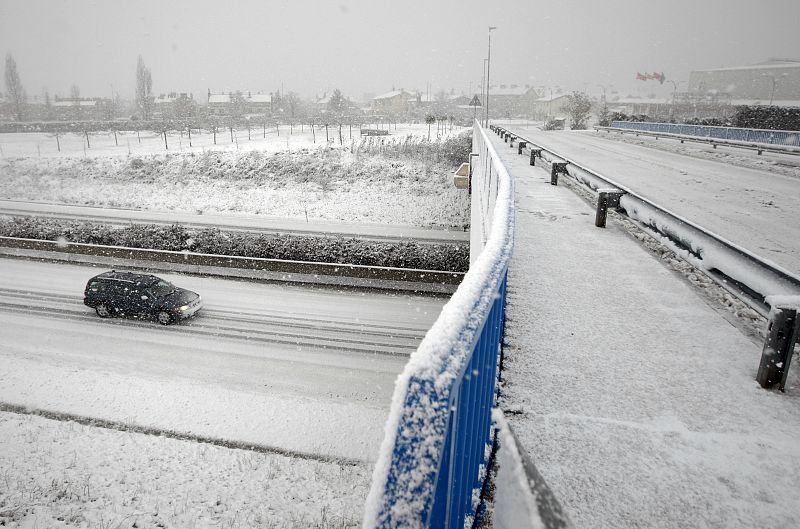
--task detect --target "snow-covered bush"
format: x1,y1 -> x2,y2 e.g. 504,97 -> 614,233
0,217 -> 469,271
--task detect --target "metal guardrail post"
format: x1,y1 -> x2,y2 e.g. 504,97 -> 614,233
518,141 -> 527,155
756,306 -> 800,391
509,135 -> 516,147
595,190 -> 624,228
551,162 -> 567,186
530,149 -> 542,166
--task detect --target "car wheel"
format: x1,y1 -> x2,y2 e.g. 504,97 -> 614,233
156,310 -> 173,325
96,303 -> 111,318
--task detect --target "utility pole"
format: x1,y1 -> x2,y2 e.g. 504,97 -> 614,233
482,59 -> 488,109
485,26 -> 496,127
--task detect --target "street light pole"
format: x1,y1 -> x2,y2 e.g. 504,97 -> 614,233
485,26 -> 496,127
482,59 -> 488,109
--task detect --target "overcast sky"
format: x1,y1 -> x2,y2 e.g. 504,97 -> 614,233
1,0 -> 798,102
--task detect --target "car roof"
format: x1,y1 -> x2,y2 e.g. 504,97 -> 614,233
91,271 -> 160,285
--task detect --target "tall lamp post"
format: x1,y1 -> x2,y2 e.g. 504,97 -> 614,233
482,59 -> 488,109
485,26 -> 496,127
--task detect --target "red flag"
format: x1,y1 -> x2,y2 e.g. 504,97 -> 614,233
636,72 -> 647,81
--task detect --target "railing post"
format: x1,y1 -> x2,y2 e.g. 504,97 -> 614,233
595,190 -> 623,228
530,149 -> 542,166
518,141 -> 527,155
551,162 -> 567,186
756,306 -> 800,391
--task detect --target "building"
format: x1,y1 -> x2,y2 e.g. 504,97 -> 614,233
531,94 -> 570,121
487,84 -> 541,118
688,59 -> 800,106
207,90 -> 273,117
51,96 -> 113,121
153,92 -> 196,120
372,90 -> 414,114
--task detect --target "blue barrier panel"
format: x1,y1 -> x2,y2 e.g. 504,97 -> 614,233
610,121 -> 800,147
364,122 -> 514,529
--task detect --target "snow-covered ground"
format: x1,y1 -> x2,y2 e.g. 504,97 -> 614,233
0,411 -> 370,528
0,127 -> 471,228
489,130 -> 800,529
502,124 -> 800,276
0,123 -> 466,159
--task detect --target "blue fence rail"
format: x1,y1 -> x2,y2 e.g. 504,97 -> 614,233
363,122 -> 514,529
610,121 -> 800,147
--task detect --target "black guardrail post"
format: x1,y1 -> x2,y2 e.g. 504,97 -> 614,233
756,306 -> 800,391
509,135 -> 516,147
530,149 -> 542,166
518,141 -> 527,155
595,190 -> 624,228
551,162 -> 568,186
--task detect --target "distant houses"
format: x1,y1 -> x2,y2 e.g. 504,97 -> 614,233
207,90 -> 272,117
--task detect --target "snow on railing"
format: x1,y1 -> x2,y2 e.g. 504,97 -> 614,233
363,121 -> 514,529
610,121 -> 800,148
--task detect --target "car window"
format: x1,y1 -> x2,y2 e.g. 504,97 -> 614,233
147,280 -> 175,298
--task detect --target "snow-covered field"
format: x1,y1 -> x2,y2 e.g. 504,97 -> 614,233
0,123 -> 466,159
0,125 -> 471,228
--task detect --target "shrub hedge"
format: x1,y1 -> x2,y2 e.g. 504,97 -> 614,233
0,216 -> 468,272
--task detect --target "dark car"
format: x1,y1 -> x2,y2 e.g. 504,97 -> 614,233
84,271 -> 202,325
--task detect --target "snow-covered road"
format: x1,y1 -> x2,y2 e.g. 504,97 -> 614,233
504,126 -> 800,275
0,258 -> 446,461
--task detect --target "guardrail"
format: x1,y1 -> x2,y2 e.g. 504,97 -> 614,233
494,124 -> 800,389
364,121 -> 514,528
598,121 -> 800,155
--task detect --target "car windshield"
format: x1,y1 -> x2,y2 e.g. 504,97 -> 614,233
147,280 -> 175,298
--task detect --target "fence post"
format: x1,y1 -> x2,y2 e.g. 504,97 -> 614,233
756,306 -> 800,391
551,162 -> 567,186
530,149 -> 542,166
518,141 -> 527,155
595,190 -> 623,228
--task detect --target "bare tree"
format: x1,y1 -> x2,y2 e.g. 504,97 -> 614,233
135,55 -> 153,120
565,91 -> 593,130
4,54 -> 27,121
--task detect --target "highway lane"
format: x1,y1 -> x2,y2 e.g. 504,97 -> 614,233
0,199 -> 470,244
504,127 -> 800,275
0,258 -> 447,461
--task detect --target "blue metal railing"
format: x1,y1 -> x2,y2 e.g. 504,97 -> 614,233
363,122 -> 514,529
610,121 -> 800,147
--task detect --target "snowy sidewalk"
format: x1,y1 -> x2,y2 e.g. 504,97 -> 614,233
490,132 -> 800,529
